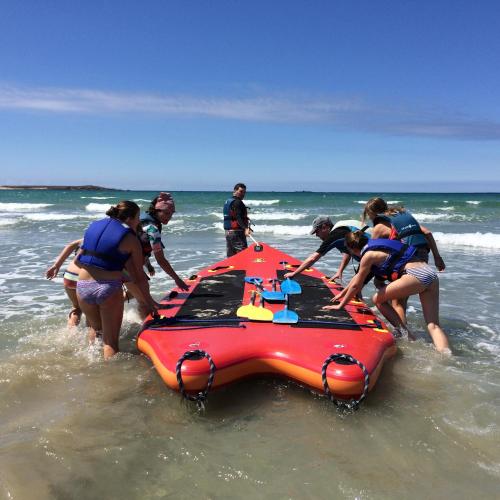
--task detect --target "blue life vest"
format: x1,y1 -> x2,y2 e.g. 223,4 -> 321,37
361,239 -> 417,281
78,218 -> 132,271
223,197 -> 248,230
374,211 -> 427,247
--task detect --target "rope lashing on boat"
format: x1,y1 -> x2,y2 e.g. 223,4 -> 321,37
148,324 -> 246,332
321,353 -> 370,411
176,350 -> 216,410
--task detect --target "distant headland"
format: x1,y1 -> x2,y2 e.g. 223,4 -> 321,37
0,185 -> 120,191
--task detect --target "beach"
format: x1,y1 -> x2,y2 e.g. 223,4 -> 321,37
0,189 -> 499,499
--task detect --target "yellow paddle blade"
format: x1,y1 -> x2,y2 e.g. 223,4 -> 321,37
237,289 -> 258,318
245,305 -> 274,322
236,304 -> 260,318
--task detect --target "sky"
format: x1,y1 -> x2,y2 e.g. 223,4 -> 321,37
0,0 -> 499,192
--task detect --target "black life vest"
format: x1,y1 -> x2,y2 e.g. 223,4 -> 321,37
223,197 -> 249,230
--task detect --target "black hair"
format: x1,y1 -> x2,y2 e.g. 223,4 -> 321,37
145,196 -> 162,231
106,200 -> 140,222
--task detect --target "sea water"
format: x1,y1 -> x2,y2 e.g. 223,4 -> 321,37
0,190 -> 499,499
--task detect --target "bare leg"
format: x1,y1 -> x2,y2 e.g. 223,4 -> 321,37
419,280 -> 450,352
77,295 -> 102,344
392,296 -> 408,324
374,297 -> 406,329
374,275 -> 426,340
65,287 -> 82,327
99,289 -> 125,359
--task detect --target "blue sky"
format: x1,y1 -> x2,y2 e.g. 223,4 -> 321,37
0,0 -> 499,191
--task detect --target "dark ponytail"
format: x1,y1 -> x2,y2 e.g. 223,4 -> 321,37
106,200 -> 140,222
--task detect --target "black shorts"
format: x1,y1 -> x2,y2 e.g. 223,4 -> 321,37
225,230 -> 248,257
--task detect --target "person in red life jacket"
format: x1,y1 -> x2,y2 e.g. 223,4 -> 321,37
284,216 -> 370,284
362,197 -> 445,323
76,201 -> 158,359
324,231 -> 450,353
46,238 -> 85,327
223,183 -> 252,257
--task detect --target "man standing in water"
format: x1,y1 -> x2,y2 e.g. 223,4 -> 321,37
223,183 -> 252,257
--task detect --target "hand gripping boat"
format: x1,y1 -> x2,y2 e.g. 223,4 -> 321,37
137,242 -> 396,409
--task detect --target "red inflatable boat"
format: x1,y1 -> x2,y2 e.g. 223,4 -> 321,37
137,242 -> 396,407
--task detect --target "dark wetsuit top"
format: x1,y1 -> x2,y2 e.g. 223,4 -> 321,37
316,227 -> 351,256
229,198 -> 249,231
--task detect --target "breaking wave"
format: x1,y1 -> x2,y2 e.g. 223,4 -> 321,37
434,232 -> 500,250
245,199 -> 280,206
0,203 -> 53,212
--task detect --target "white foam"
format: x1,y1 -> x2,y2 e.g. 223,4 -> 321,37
411,213 -> 451,221
356,200 -> 368,204
133,199 -> 151,202
24,213 -> 82,221
466,200 -> 481,205
387,200 -> 402,204
0,202 -> 53,212
0,218 -> 17,226
212,222 -> 310,235
166,219 -> 182,226
10,295 -> 34,303
123,305 -> 143,324
80,196 -> 116,199
476,342 -> 500,356
210,210 -> 307,221
470,323 -> 497,335
250,212 -> 307,221
434,232 -> 500,249
437,206 -> 455,211
253,224 -> 311,236
85,202 -> 114,212
245,199 -> 280,206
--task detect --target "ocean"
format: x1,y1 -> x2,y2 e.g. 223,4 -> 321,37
0,189 -> 499,499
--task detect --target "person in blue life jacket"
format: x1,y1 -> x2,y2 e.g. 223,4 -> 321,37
76,201 -> 158,359
323,231 -> 450,353
129,192 -> 189,319
284,216 -> 371,283
223,183 -> 252,257
362,197 -> 445,323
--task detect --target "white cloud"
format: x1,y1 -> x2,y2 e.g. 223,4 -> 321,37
0,84 -> 359,123
1,84 -> 499,140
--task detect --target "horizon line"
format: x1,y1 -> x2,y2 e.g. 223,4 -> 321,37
2,185 -> 499,194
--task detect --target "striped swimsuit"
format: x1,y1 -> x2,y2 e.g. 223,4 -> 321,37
63,270 -> 79,289
404,264 -> 438,287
